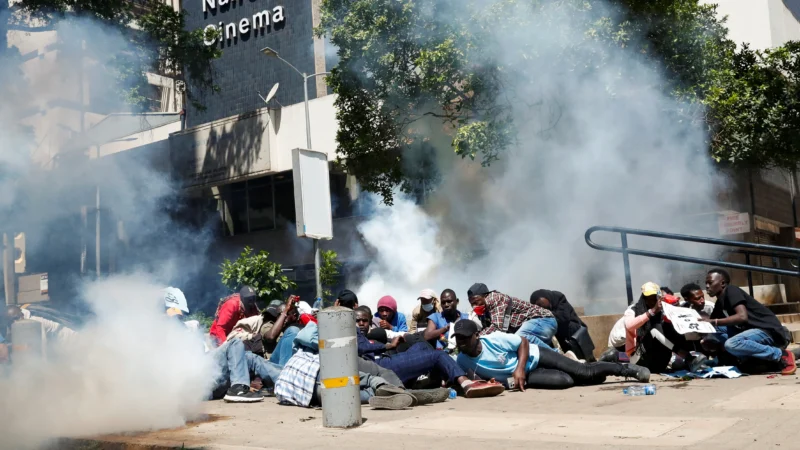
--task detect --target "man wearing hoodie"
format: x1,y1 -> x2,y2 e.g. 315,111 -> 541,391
374,295 -> 409,333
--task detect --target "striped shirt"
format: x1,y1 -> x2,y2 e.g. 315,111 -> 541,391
275,350 -> 320,407
480,291 -> 554,336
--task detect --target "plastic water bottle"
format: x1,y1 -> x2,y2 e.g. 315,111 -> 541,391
448,388 -> 457,399
623,384 -> 657,396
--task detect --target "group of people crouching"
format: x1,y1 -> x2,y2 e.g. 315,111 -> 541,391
600,268 -> 797,377
200,282 -> 650,409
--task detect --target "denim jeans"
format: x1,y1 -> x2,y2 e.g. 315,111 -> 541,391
270,325 -> 300,366
516,317 -> 558,351
245,351 -> 284,384
358,371 -> 388,403
211,338 -> 249,389
723,328 -> 782,362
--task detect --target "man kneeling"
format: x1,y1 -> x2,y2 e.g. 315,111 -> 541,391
454,320 -> 650,390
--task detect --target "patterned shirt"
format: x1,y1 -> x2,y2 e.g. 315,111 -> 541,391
275,349 -> 320,407
479,291 -> 554,336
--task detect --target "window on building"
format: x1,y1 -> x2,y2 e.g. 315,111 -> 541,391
248,177 -> 275,232
274,172 -> 296,228
144,84 -> 164,112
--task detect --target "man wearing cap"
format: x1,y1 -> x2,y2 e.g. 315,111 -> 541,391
265,296 -> 303,366
335,289 -> 359,309
375,295 -> 409,333
467,283 -> 557,350
411,289 -> 443,331
209,286 -> 261,347
455,319 -> 650,391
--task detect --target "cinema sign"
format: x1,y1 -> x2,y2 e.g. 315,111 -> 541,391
202,0 -> 285,46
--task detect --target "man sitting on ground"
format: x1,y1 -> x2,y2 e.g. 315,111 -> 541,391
411,289 -> 442,331
702,268 -> 796,375
455,320 -> 649,391
530,289 -> 594,360
374,295 -> 409,333
468,283 -> 557,349
265,296 -> 303,366
423,289 -> 469,351
209,286 -> 260,347
679,283 -> 714,316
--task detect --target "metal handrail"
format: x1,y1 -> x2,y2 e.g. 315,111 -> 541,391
585,225 -> 800,305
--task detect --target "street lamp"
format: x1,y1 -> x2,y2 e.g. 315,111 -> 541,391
260,46 -> 330,300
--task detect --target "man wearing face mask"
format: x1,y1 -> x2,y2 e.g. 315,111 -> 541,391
423,289 -> 469,351
209,286 -> 261,347
411,289 -> 443,331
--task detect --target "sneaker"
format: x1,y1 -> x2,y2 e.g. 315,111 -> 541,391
223,384 -> 264,403
622,363 -> 651,383
463,380 -> 505,399
599,347 -> 619,363
375,384 -> 406,397
368,393 -> 414,410
688,355 -> 709,373
781,350 -> 797,376
406,388 -> 450,405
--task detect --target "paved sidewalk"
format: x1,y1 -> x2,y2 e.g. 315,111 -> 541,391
67,374 -> 799,449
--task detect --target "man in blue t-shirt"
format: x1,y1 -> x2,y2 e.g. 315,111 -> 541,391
423,289 -> 469,351
454,320 -> 650,390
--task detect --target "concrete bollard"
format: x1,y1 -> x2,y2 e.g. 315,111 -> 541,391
11,319 -> 44,364
317,306 -> 362,428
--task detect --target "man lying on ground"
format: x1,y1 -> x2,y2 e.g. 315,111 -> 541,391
467,283 -> 557,349
355,307 -> 503,398
703,268 -> 795,375
454,320 -> 649,390
531,289 -> 594,361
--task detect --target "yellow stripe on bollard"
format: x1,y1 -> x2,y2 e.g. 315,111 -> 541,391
319,339 -> 325,349
321,375 -> 360,389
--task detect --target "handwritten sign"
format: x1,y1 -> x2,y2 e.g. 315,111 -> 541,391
663,302 -> 716,334
718,212 -> 750,235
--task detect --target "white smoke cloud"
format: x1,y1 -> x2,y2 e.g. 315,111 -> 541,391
0,275 -> 214,449
354,1 -> 727,317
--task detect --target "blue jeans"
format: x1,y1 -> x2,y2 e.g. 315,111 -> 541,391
723,328 -> 782,362
516,317 -> 558,351
245,352 -> 283,384
211,338 -> 249,389
270,325 -> 300,366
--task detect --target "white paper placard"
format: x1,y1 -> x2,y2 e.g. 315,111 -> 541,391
663,302 -> 716,334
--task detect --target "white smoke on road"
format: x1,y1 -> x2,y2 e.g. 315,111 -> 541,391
354,1 -> 726,316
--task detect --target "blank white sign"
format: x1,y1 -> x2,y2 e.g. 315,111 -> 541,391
292,148 -> 333,239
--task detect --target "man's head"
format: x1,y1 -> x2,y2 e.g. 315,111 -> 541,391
530,290 -> 552,310
454,319 -> 481,356
467,283 -> 490,309
418,289 -> 437,312
680,283 -> 705,310
279,303 -> 299,326
641,282 -> 661,309
706,268 -> 730,298
376,295 -> 398,322
335,290 -> 358,309
354,306 -> 372,334
441,289 -> 459,311
239,285 -> 258,306
4,305 -> 22,323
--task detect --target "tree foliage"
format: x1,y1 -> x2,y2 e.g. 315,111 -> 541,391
319,249 -> 342,304
220,247 -> 296,300
9,0 -> 220,110
319,0 -> 800,203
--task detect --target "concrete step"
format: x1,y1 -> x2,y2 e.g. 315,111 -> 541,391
766,303 -> 800,315
783,322 -> 800,344
776,313 -> 800,325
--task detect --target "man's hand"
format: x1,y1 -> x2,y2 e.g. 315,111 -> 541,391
698,317 -> 712,323
385,336 -> 402,350
653,298 -> 663,313
379,320 -> 391,330
286,295 -> 299,308
513,367 -> 526,392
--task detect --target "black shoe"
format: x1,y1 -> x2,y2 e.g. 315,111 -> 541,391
406,388 -> 450,405
599,347 -> 619,363
368,393 -> 414,410
223,384 -> 264,403
622,363 -> 651,382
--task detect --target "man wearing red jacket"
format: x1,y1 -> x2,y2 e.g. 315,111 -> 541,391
209,286 -> 260,346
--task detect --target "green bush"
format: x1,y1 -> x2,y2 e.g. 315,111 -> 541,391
220,247 -> 296,300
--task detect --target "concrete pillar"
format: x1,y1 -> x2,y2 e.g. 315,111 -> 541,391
3,233 -> 16,305
11,319 -> 44,364
317,306 -> 361,428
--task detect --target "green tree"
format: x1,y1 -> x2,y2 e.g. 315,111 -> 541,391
319,249 -> 342,305
7,0 -> 220,110
220,247 -> 296,300
319,0 -> 798,203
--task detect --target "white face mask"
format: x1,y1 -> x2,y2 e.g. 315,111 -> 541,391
421,303 -> 434,312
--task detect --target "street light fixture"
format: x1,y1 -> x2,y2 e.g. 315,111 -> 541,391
260,46 -> 331,300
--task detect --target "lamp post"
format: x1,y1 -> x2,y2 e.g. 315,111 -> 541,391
260,46 -> 330,300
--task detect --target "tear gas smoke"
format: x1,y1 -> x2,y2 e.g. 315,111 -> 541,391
354,1 -> 727,316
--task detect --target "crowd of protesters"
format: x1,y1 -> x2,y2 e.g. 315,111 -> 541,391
0,266 -> 795,411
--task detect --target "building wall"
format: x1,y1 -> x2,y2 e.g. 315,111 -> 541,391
184,0 -> 328,127
707,0 -> 800,49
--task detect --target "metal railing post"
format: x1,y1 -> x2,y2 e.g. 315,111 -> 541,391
745,253 -> 754,297
621,232 -> 634,305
